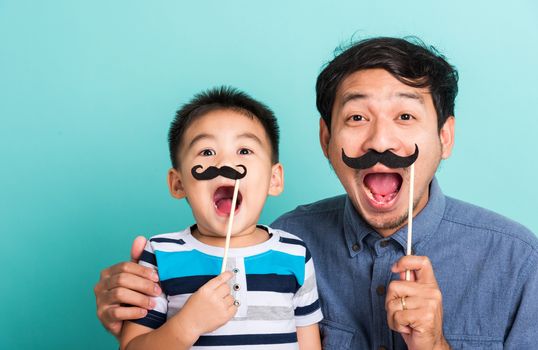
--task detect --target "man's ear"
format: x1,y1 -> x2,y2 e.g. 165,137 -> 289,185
440,116 -> 455,159
268,163 -> 284,196
319,117 -> 330,159
167,168 -> 186,199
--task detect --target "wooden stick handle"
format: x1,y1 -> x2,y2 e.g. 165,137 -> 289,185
221,179 -> 240,273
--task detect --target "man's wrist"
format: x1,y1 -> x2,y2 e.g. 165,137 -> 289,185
433,335 -> 451,350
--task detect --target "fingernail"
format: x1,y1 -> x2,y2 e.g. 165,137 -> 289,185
140,308 -> 148,316
151,271 -> 159,281
154,284 -> 161,295
149,299 -> 156,309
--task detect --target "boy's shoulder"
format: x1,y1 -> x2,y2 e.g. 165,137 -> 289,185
146,227 -> 192,250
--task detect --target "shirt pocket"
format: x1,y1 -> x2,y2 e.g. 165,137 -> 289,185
445,335 -> 503,349
319,319 -> 355,350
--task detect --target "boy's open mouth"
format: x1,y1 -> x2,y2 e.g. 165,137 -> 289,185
213,186 -> 243,216
363,172 -> 403,205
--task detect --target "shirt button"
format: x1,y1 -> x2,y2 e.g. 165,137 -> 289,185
380,240 -> 390,248
352,243 -> 361,252
233,300 -> 240,307
376,285 -> 386,296
233,283 -> 240,291
232,268 -> 239,274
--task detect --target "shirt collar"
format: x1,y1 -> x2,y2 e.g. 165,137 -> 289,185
343,177 -> 446,257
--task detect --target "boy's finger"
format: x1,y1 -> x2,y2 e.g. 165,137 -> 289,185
204,271 -> 234,290
130,236 -> 147,262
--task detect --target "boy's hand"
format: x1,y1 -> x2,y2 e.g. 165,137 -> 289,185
94,236 -> 161,338
173,272 -> 238,342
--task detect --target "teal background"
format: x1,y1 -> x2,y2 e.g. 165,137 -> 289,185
1,0 -> 537,348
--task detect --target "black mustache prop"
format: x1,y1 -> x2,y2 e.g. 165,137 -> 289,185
341,144 -> 419,169
191,165 -> 247,180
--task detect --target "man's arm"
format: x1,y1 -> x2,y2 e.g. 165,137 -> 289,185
94,236 -> 161,338
385,255 -> 451,350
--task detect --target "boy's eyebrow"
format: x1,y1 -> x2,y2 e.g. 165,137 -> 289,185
188,133 -> 215,148
237,132 -> 263,145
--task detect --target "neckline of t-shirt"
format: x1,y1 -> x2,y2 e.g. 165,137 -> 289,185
181,224 -> 279,257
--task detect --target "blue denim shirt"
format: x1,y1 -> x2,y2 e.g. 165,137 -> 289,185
271,178 -> 538,349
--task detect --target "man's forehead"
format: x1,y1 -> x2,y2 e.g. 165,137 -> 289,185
336,69 -> 431,106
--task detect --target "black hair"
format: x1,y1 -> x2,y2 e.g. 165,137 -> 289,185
168,86 -> 279,168
316,36 -> 459,131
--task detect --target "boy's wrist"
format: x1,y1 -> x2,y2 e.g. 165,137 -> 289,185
170,313 -> 200,346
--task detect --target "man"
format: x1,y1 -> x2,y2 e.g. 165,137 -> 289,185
94,37 -> 538,349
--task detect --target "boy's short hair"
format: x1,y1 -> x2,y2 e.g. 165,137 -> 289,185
168,86 -> 280,168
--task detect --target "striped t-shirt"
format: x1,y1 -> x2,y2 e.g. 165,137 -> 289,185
134,225 -> 323,349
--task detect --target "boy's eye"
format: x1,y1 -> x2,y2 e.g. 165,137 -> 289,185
399,113 -> 413,121
351,114 -> 365,122
238,148 -> 252,155
201,149 -> 215,156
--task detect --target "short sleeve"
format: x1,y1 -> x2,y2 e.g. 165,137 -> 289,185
130,240 -> 168,329
293,246 -> 323,327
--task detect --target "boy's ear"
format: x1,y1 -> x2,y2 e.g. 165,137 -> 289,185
168,168 -> 186,199
268,163 -> 284,196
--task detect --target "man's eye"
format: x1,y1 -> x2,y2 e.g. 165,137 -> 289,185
201,149 -> 215,156
238,148 -> 252,155
351,115 -> 364,121
399,113 -> 413,121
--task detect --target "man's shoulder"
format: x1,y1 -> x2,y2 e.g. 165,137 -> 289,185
444,196 -> 537,249
273,194 -> 347,223
271,194 -> 347,236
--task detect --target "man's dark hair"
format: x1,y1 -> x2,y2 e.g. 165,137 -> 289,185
316,36 -> 459,131
168,86 -> 279,168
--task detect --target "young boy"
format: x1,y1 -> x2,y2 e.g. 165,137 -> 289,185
120,87 -> 323,350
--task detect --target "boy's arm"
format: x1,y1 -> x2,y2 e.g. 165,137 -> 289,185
297,324 -> 321,350
120,272 -> 238,350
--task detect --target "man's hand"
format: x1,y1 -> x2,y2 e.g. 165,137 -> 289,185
94,236 -> 161,338
172,272 -> 238,344
385,255 -> 451,350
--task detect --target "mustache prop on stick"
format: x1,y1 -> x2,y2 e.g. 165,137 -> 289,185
191,165 -> 247,180
341,144 -> 419,169
190,164 -> 246,273
341,144 -> 419,281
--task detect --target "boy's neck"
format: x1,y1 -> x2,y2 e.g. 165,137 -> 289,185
191,225 -> 270,248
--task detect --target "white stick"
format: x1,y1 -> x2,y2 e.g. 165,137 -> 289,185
221,179 -> 240,273
405,163 -> 415,281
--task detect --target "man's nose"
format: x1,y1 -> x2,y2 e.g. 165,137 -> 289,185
361,118 -> 399,153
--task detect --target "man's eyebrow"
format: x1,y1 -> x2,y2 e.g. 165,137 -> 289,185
395,92 -> 424,104
188,133 -> 214,148
341,92 -> 369,106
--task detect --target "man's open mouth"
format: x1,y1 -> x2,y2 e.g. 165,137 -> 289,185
213,186 -> 243,216
363,172 -> 403,205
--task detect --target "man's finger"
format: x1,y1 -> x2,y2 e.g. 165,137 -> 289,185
106,272 -> 161,297
203,272 -> 233,291
107,261 -> 159,283
102,287 -> 157,309
130,236 -> 147,262
386,295 -> 415,311
102,304 -> 149,325
392,255 -> 437,284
